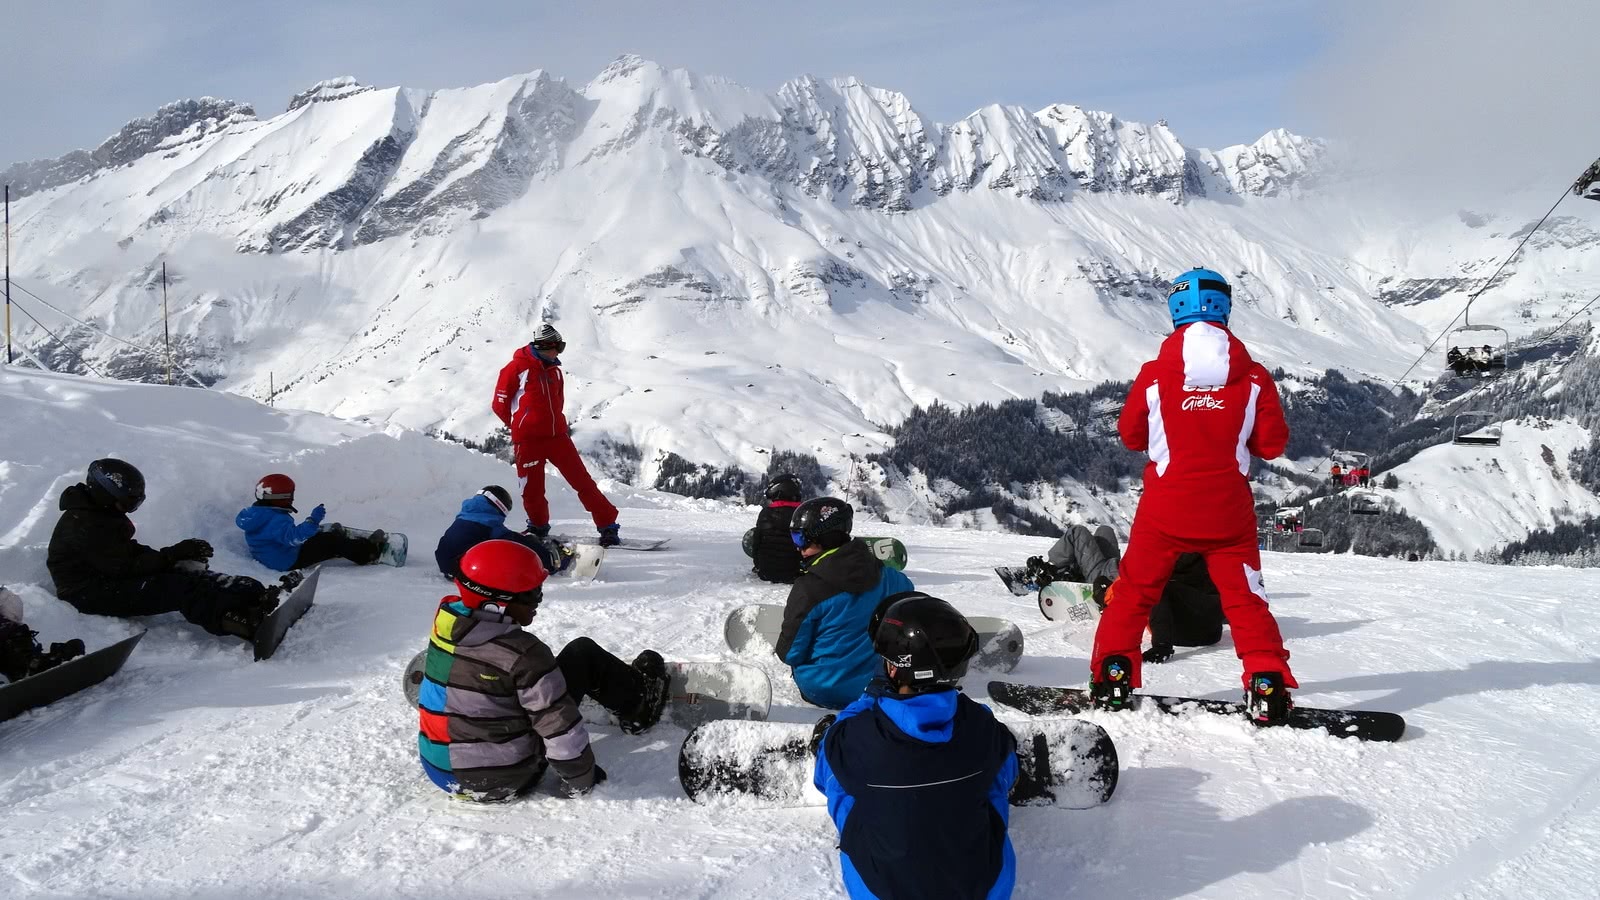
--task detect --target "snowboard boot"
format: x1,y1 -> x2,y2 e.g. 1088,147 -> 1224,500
809,714 -> 838,755
617,650 -> 669,735
219,604 -> 267,641
1090,654 -> 1135,711
1246,672 -> 1293,725
361,530 -> 388,565
259,570 -> 304,612
542,538 -> 575,575
598,523 -> 621,548
525,523 -> 551,540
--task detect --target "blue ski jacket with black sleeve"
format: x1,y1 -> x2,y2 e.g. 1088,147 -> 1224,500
235,503 -> 319,572
814,681 -> 1019,899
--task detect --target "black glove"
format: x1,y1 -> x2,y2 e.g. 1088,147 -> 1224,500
1026,556 -> 1058,588
809,714 -> 838,755
1142,643 -> 1175,664
568,764 -> 608,797
48,639 -> 86,661
164,539 -> 213,562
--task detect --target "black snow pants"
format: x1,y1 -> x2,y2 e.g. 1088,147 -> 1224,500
293,530 -> 377,569
61,570 -> 266,635
557,637 -> 645,715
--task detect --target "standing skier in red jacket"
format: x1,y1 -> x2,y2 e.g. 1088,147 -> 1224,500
492,324 -> 621,547
1090,268 -> 1296,722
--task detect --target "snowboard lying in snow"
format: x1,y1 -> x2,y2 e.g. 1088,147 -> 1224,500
556,535 -> 670,552
1037,581 -> 1101,628
0,631 -> 146,721
678,716 -> 1119,808
255,567 -> 321,661
723,603 -> 1023,673
994,565 -> 1037,596
404,652 -> 771,728
987,680 -> 1407,743
320,524 -> 408,567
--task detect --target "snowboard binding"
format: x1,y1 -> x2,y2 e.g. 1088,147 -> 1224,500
618,650 -> 669,735
1246,671 -> 1292,725
1090,654 -> 1134,711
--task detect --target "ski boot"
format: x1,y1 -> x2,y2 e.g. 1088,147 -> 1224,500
1245,672 -> 1293,726
617,650 -> 669,735
1090,654 -> 1135,711
597,523 -> 622,549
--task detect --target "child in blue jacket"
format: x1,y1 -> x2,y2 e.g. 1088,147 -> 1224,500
434,486 -> 561,578
814,593 -> 1017,900
774,498 -> 914,709
235,474 -> 382,571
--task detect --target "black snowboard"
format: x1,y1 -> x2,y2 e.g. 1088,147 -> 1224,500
254,567 -> 321,661
988,681 -> 1406,743
678,716 -> 1118,808
994,566 -> 1038,597
0,631 -> 146,721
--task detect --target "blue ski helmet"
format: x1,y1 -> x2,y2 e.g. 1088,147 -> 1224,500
1167,267 -> 1232,327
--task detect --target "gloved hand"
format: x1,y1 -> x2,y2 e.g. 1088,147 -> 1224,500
1026,556 -> 1057,588
47,639 -> 86,663
809,714 -> 838,755
308,504 -> 327,525
164,539 -> 213,562
567,764 -> 608,797
1142,643 -> 1175,664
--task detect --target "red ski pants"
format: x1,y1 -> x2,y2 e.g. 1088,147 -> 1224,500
514,436 -> 619,530
1091,517 -> 1295,690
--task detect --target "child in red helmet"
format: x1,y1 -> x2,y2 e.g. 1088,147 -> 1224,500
417,540 -> 668,801
1090,267 -> 1296,723
235,474 -> 383,571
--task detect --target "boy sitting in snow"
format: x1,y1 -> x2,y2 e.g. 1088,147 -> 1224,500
0,586 -> 86,684
775,497 -> 915,709
434,486 -> 562,578
813,593 -> 1017,900
417,540 -> 667,801
236,474 -> 384,571
750,473 -> 805,584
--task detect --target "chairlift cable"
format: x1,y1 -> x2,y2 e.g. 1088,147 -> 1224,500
10,280 -> 208,388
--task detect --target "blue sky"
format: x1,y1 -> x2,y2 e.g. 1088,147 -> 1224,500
1,0 -> 1333,164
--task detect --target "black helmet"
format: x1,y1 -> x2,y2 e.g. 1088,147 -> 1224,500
872,592 -> 978,693
765,473 -> 802,503
87,458 -> 146,513
790,497 -> 852,549
479,485 -> 513,515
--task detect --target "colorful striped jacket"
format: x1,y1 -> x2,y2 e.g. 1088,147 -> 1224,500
417,598 -> 596,800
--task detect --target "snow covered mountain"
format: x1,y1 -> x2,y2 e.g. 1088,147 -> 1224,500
5,366 -> 1600,900
5,55 -> 1600,513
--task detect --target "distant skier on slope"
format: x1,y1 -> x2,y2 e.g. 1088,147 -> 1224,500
433,485 -> 564,578
775,498 -> 914,709
492,323 -> 621,548
235,474 -> 385,571
417,540 -> 668,802
750,473 -> 806,584
0,586 -> 85,684
1090,268 -> 1296,722
813,593 -> 1017,900
47,459 -> 291,642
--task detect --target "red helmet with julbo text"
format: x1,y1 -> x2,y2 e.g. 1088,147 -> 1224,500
455,540 -> 549,617
255,474 -> 297,510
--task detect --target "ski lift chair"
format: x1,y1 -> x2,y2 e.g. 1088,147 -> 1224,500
1348,489 -> 1382,516
1298,528 -> 1325,550
1273,507 -> 1303,533
1452,412 -> 1502,447
1445,324 -> 1511,378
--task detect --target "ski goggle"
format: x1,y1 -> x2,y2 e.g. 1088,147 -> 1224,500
534,340 -> 566,355
791,531 -> 808,548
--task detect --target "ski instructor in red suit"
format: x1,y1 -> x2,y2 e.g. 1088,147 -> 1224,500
1090,268 -> 1296,723
492,324 -> 621,547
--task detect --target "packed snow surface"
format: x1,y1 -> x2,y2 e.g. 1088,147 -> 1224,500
4,369 -> 1600,898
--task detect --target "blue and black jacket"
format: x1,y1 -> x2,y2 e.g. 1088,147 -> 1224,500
434,495 -> 555,578
235,503 -> 319,572
774,538 -> 914,709
814,681 -> 1019,899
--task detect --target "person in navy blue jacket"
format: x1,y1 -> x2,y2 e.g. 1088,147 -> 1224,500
814,593 -> 1018,900
235,474 -> 382,571
774,497 -> 914,709
434,486 -> 561,578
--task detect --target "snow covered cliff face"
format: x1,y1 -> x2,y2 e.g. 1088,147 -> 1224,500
5,55 -> 1599,484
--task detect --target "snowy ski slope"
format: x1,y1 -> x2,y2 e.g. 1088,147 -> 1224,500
3,371 -> 1600,898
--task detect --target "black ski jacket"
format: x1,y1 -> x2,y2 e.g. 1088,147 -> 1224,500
751,500 -> 803,584
47,484 -> 173,600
